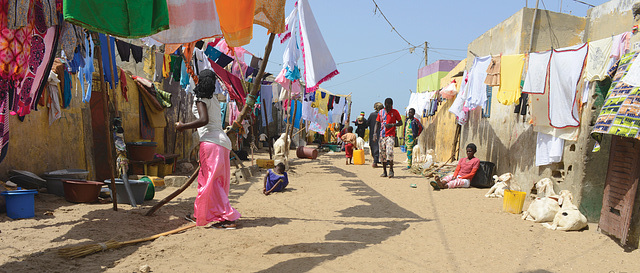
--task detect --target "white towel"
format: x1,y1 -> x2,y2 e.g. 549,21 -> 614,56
151,0 -> 222,44
522,50 -> 551,94
585,37 -> 613,82
621,52 -> 640,87
464,56 -> 491,110
548,43 -> 587,129
535,132 -> 564,166
278,4 -> 298,44
298,0 -> 339,92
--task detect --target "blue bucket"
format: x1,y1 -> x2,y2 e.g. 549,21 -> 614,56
1,189 -> 38,219
400,145 -> 407,153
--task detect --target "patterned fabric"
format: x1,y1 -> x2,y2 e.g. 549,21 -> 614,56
378,136 -> 394,162
7,0 -> 30,29
253,0 -> 286,34
405,122 -> 416,167
60,21 -> 85,61
441,174 -> 470,189
592,52 -> 640,140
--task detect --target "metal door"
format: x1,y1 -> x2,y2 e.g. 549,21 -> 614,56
599,136 -> 640,244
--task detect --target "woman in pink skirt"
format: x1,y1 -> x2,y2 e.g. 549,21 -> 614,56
430,143 -> 480,190
177,70 -> 240,229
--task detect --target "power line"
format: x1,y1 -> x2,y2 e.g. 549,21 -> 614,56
325,52 -> 410,88
429,47 -> 467,52
371,0 -> 417,47
337,46 -> 418,65
572,0 -> 595,7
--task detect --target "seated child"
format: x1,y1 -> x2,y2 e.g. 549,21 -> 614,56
430,143 -> 480,190
263,163 -> 289,195
340,126 -> 358,165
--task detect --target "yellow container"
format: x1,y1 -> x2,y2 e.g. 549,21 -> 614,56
257,159 -> 274,168
157,163 -> 174,177
353,149 -> 365,165
143,176 -> 165,187
146,164 -> 159,176
503,190 -> 527,214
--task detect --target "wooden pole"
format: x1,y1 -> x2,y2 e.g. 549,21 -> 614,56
93,33 -> 118,210
145,166 -> 200,216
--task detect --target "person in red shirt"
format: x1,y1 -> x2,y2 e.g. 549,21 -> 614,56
430,143 -> 480,190
373,98 -> 403,178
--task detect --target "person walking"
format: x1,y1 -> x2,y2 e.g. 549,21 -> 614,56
353,112 -> 368,139
176,70 -> 240,229
404,108 -> 423,169
368,102 -> 383,168
373,98 -> 403,178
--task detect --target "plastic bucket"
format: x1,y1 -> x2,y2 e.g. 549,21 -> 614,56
503,190 -> 527,214
1,189 -> 38,219
147,165 -> 159,176
126,142 -> 157,161
103,179 -> 151,205
296,146 -> 318,159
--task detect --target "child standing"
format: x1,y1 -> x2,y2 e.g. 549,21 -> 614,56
341,126 -> 358,165
263,163 -> 289,195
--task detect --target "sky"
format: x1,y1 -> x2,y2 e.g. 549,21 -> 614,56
242,0 -> 610,120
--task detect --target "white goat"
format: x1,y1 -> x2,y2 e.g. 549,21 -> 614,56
273,133 -> 290,168
543,190 -> 588,231
521,178 -> 559,222
356,137 -> 365,150
485,173 -> 513,198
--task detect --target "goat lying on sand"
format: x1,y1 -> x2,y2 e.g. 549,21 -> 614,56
521,178 -> 559,222
485,173 -> 513,198
543,190 -> 588,231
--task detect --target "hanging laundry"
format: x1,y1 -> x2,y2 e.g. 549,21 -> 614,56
153,52 -> 163,82
327,95 -> 335,111
278,3 -> 298,43
143,47 -> 155,78
497,54 -> 525,105
64,0 -> 170,38
119,68 -> 129,102
47,71 -> 61,125
210,61 -> 246,103
621,51 -> 640,87
195,48 -> 213,73
41,0 -> 57,28
216,53 -> 234,67
298,0 -> 339,92
585,37 -> 613,82
61,23 -> 85,63
67,51 -> 86,73
593,52 -> 640,140
139,99 -> 155,139
205,45 -> 223,62
180,60 -> 189,89
170,55 -> 182,82
464,56 -> 492,111
288,100 -> 303,129
449,70 -> 469,125
250,56 -> 263,69
254,0 -> 286,34
215,0 -> 256,47
140,37 -> 163,47
513,93 -> 529,116
484,56 -> 501,86
260,85 -> 273,126
332,98 -> 346,123
80,35 -> 95,103
131,44 -> 143,63
134,76 -> 167,128
152,0 -> 222,44
535,132 -> 564,167
312,90 -> 329,115
63,69 -> 72,108
7,0 -> 29,29
548,43 -> 587,129
162,54 -> 171,78
115,39 -> 131,62
99,33 -> 119,89
611,32 -> 631,60
522,50 -> 552,94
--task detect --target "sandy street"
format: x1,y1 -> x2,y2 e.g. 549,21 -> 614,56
1,147 -> 639,272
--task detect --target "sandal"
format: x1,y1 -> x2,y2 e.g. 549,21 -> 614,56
184,214 -> 196,223
211,220 -> 237,230
430,181 -> 440,191
380,172 -> 388,177
388,171 -> 394,178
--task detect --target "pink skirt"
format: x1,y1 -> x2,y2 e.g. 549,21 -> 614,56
194,141 -> 241,226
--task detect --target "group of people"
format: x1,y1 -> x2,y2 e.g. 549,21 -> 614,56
178,71 -> 479,230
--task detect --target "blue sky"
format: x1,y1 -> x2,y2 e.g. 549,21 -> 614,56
243,0 -> 609,120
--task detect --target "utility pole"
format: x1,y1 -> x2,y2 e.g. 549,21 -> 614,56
424,41 -> 428,66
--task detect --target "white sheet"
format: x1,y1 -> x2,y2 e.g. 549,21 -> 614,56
548,43 -> 587,129
535,132 -> 564,167
522,50 -> 552,94
464,56 -> 492,110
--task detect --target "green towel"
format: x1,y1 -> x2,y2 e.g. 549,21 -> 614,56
63,0 -> 169,38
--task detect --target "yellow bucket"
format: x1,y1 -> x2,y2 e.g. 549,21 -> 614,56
146,164 -> 159,176
503,190 -> 527,214
257,159 -> 274,168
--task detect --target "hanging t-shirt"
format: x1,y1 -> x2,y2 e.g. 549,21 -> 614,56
585,37 -> 613,82
376,108 -> 402,138
464,56 -> 492,110
548,43 -> 587,129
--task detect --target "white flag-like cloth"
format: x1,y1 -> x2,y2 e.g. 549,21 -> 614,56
298,0 -> 338,92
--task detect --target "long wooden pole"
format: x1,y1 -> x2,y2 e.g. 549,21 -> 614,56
93,33 -> 118,210
145,166 -> 200,216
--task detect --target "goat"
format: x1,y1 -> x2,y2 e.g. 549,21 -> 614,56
521,178 -> 559,222
543,190 -> 588,231
356,137 -> 365,150
485,173 -> 513,198
273,133 -> 290,168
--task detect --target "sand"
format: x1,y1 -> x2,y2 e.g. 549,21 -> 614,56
1,147 -> 639,272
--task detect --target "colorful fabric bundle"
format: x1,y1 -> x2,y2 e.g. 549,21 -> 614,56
152,0 -> 223,44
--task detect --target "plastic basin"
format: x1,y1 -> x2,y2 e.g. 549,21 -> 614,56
1,189 -> 38,219
127,142 -> 157,161
103,179 -> 150,205
43,169 -> 90,197
62,180 -> 103,203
